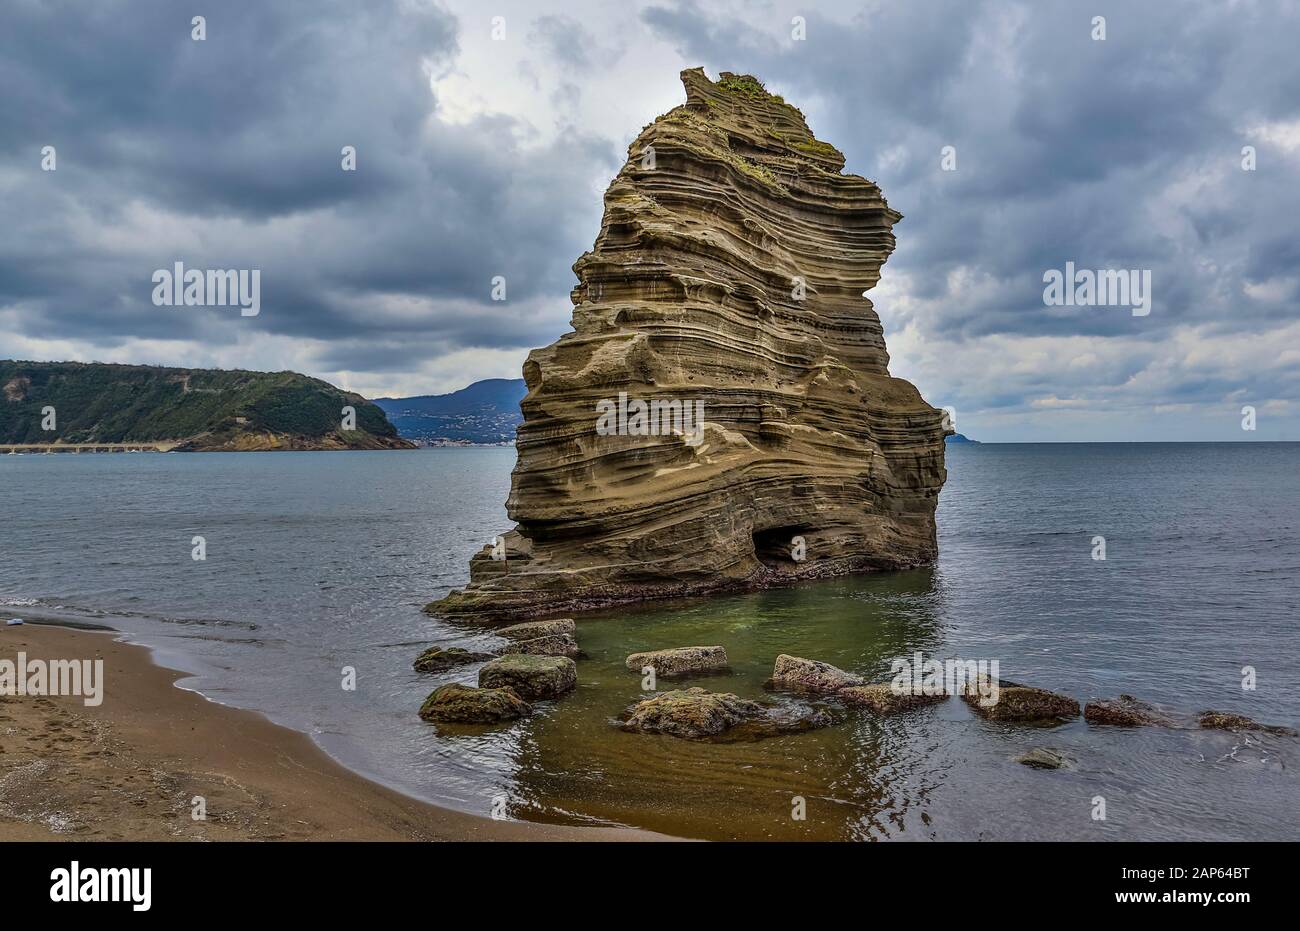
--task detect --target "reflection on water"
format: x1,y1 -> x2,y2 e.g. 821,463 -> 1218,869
504,572 -> 946,840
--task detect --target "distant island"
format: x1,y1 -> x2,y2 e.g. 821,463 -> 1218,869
946,433 -> 980,444
371,378 -> 525,446
1,361 -> 411,451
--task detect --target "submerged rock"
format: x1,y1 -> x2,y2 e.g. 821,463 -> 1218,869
504,633 -> 581,658
418,683 -> 531,724
1084,694 -> 1174,727
621,688 -> 761,738
962,678 -> 1080,723
412,645 -> 495,674
769,654 -> 865,693
625,646 -> 729,677
479,654 -> 577,701
495,618 -> 576,641
840,683 -> 947,715
426,68 -> 947,623
620,687 -> 837,740
1016,748 -> 1072,770
1198,710 -> 1298,736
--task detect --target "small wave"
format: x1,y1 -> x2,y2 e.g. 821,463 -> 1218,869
0,596 -> 42,607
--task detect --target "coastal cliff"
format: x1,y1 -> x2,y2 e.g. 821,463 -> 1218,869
0,361 -> 412,451
430,69 -> 947,621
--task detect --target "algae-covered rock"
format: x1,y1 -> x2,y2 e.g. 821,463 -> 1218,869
839,683 -> 947,715
1016,747 -> 1072,770
625,646 -> 729,677
496,619 -> 576,641
479,654 -> 577,701
504,633 -> 581,658
620,687 -> 839,741
1084,694 -> 1174,727
769,654 -> 864,693
1198,710 -> 1297,736
418,683 -> 531,724
412,645 -> 494,674
621,688 -> 760,738
962,678 -> 1080,723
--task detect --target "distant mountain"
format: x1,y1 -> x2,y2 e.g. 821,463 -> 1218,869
371,378 -> 526,445
1,361 -> 411,450
946,433 -> 980,444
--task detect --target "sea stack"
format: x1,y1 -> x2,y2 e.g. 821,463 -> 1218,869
430,69 -> 947,621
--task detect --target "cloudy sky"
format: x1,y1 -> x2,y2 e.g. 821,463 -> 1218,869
2,0 -> 1297,441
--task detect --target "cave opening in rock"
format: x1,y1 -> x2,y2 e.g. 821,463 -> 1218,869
752,526 -> 809,569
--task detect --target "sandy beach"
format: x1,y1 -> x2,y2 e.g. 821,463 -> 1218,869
0,623 -> 660,842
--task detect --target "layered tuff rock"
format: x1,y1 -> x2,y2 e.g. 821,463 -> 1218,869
429,69 -> 947,622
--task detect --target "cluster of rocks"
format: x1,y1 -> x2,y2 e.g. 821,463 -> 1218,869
415,619 -> 580,725
416,628 -> 1298,750
618,647 -> 841,740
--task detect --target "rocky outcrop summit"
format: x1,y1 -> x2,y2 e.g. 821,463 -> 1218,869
429,69 -> 947,622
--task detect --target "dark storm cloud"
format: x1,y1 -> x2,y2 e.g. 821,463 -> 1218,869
0,0 -> 1296,436
638,0 -> 1300,438
0,0 -> 612,364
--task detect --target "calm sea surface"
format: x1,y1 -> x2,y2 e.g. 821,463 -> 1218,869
2,443 -> 1297,840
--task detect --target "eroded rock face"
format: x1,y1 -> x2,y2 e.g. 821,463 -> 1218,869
418,683 -> 532,724
479,654 -> 577,701
625,646 -> 730,677
429,69 -> 947,622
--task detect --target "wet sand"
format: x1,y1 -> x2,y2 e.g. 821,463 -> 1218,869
0,623 -> 662,841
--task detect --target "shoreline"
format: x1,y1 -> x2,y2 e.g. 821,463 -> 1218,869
0,622 -> 665,842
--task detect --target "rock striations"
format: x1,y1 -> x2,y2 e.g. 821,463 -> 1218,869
430,69 -> 947,622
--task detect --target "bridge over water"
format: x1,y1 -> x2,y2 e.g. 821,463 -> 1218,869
1,442 -> 177,454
